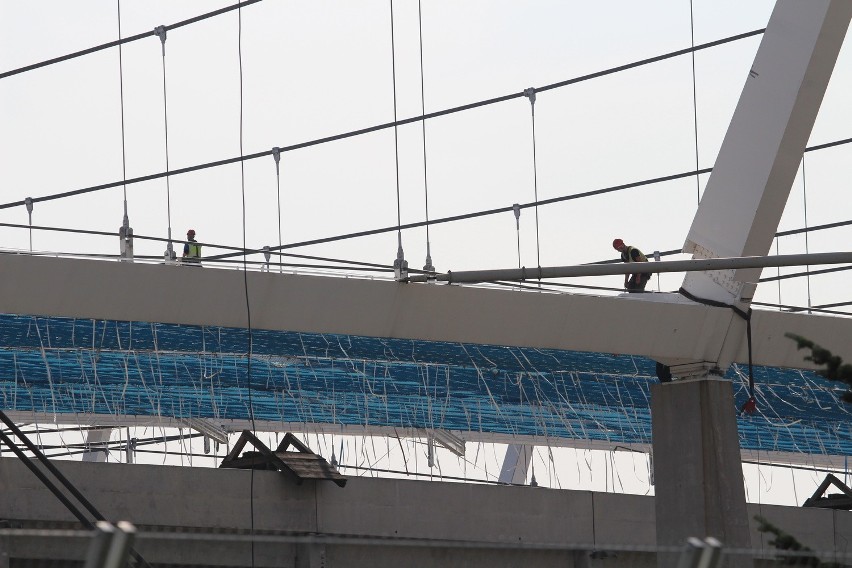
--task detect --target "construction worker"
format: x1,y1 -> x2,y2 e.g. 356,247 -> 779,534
183,229 -> 201,265
612,238 -> 651,292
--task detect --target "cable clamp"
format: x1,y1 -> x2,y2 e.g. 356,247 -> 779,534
512,203 -> 521,229
262,246 -> 271,272
393,245 -> 409,281
523,87 -> 536,106
154,26 -> 167,56
272,147 -> 281,175
24,197 -> 33,215
423,254 -> 435,279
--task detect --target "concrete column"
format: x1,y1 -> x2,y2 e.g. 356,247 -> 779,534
652,379 -> 751,567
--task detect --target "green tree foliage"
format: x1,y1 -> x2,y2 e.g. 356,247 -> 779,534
755,514 -> 818,566
785,333 -> 852,403
754,515 -> 839,567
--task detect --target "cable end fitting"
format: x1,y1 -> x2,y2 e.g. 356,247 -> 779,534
272,147 -> 281,175
154,25 -> 167,55
394,246 -> 409,282
423,254 -> 435,280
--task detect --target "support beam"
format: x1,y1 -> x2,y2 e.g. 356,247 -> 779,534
1,254 -> 851,371
684,0 -> 852,303
681,0 -> 852,370
498,444 -> 533,485
81,428 -> 112,463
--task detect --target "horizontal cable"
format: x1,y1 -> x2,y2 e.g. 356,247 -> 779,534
776,217 -> 852,238
758,264 -> 852,283
594,248 -> 683,265
5,215 -> 852,286
785,299 -> 852,312
0,28 -> 765,211
206,167 -> 714,260
0,0 -> 263,80
0,221 -> 392,272
750,300 -> 851,317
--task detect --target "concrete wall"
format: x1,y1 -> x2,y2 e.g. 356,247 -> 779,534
0,458 -> 848,567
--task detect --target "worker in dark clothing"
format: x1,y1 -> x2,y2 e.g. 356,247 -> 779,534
183,229 -> 201,265
613,238 -> 651,292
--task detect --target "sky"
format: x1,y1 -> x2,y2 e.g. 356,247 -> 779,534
2,0 -> 852,508
2,0 -> 851,310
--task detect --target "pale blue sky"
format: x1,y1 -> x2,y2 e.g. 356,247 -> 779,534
0,1 -> 849,306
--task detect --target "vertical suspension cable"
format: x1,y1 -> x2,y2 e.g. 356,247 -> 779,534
523,87 -> 541,274
272,147 -> 282,273
513,203 -> 522,269
689,0 -> 701,206
25,197 -> 33,252
118,0 -> 128,226
155,25 -> 174,260
802,156 -> 812,313
775,237 -> 782,310
117,0 -> 133,262
237,6 -> 257,566
389,0 -> 408,280
417,0 -> 434,274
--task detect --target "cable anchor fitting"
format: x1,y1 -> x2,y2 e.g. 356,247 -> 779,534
119,216 -> 134,262
164,227 -> 176,263
24,197 -> 34,253
272,147 -> 281,176
523,87 -> 536,112
262,245 -> 271,272
423,243 -> 435,280
393,242 -> 409,282
154,25 -> 167,56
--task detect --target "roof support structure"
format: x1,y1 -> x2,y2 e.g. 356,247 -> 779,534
653,2 -> 852,564
681,0 -> 852,372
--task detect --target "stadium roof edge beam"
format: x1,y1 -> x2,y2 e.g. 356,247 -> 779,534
1,254 -> 850,371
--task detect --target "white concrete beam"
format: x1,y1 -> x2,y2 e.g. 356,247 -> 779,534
0,254 -> 850,371
684,0 -> 852,305
680,0 -> 852,372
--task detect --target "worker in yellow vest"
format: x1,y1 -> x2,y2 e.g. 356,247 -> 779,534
182,229 -> 201,265
612,238 -> 650,292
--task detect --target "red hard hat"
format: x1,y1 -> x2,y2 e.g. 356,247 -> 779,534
612,238 -> 624,250
187,229 -> 196,237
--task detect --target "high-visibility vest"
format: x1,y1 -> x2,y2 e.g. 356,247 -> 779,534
187,242 -> 201,259
624,246 -> 647,263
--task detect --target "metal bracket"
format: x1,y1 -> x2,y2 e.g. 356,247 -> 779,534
684,241 -> 744,298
